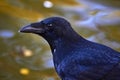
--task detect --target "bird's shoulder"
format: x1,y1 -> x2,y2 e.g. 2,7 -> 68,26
72,41 -> 119,61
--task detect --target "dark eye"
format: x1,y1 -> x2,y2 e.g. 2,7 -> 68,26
47,23 -> 53,27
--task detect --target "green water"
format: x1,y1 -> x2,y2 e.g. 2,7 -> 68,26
0,0 -> 120,80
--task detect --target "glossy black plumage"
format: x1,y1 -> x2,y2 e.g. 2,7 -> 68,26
20,17 -> 120,80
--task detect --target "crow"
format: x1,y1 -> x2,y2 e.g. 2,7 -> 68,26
20,17 -> 120,80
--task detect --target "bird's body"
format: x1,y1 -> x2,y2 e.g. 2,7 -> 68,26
20,17 -> 120,80
54,39 -> 120,80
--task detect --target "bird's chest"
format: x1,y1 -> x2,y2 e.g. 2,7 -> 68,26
55,62 -> 66,79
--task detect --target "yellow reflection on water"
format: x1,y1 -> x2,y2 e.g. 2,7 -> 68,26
20,68 -> 30,75
23,49 -> 33,57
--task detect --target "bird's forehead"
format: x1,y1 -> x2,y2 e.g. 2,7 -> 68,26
42,18 -> 54,24
42,17 -> 65,25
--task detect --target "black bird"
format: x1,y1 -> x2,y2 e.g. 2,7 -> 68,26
20,17 -> 120,80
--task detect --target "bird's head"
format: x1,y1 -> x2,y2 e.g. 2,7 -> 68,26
20,17 -> 75,41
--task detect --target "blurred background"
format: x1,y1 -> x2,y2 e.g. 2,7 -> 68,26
0,0 -> 120,80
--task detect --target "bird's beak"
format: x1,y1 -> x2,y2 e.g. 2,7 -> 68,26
19,23 -> 44,34
19,25 -> 33,33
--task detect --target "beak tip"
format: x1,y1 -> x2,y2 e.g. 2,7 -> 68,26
19,27 -> 25,33
18,29 -> 23,33
18,30 -> 21,33
19,25 -> 31,33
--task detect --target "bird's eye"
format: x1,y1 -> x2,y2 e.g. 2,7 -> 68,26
47,23 -> 53,27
